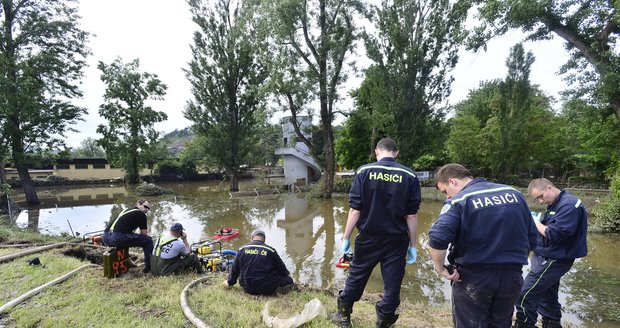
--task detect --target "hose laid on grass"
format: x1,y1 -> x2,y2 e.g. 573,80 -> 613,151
0,263 -> 101,314
0,242 -> 108,264
0,242 -> 69,264
180,276 -> 210,328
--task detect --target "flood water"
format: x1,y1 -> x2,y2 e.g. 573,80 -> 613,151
9,181 -> 620,327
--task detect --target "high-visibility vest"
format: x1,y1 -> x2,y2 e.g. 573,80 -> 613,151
153,236 -> 180,256
108,208 -> 140,232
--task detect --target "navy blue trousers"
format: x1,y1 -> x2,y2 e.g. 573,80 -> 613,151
452,264 -> 523,328
340,233 -> 408,315
515,255 -> 574,324
243,275 -> 294,296
103,231 -> 154,267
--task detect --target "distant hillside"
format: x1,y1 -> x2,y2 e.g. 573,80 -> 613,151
161,127 -> 195,157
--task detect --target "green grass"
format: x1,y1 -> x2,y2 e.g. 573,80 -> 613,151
0,228 -> 453,328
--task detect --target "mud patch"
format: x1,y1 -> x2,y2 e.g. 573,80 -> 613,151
62,246 -> 105,265
136,307 -> 166,319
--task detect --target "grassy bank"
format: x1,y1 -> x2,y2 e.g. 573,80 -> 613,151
0,224 -> 452,328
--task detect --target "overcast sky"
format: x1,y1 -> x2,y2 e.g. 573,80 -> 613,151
65,0 -> 569,148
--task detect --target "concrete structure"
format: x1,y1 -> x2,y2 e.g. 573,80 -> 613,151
275,116 -> 321,187
4,158 -> 152,181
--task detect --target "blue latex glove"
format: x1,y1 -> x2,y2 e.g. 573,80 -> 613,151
531,211 -> 542,223
342,239 -> 351,254
406,246 -> 417,264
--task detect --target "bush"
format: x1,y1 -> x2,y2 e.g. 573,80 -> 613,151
567,176 -> 608,189
135,183 -> 175,196
334,177 -> 353,193
591,196 -> 620,233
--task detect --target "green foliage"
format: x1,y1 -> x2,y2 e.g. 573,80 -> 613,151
184,0 -> 268,192
364,0 -> 470,165
70,137 -> 105,158
0,0 -> 91,204
335,109 -> 376,170
470,0 -> 620,128
567,176 -> 608,189
96,58 -> 168,184
559,100 -> 620,179
591,197 -> 620,233
611,162 -> 620,200
446,44 -> 556,180
333,177 -> 353,193
411,154 -> 441,171
260,0 -> 366,197
155,158 -> 197,179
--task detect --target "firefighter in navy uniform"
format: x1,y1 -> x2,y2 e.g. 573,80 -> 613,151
428,163 -> 538,328
331,138 -> 421,328
513,178 -> 588,328
103,199 -> 154,273
223,229 -> 296,296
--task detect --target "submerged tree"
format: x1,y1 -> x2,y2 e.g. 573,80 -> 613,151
0,0 -> 90,204
261,0 -> 366,198
97,58 -> 168,184
184,0 -> 267,192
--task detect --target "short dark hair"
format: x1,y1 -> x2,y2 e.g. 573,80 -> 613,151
435,163 -> 473,184
376,138 -> 398,152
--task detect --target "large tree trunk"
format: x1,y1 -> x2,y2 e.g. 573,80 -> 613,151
11,130 -> 40,205
17,165 -> 39,205
321,121 -> 335,198
230,172 -> 239,192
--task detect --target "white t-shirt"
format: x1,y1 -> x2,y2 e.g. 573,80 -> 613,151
157,234 -> 190,259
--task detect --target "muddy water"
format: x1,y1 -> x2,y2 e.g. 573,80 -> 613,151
10,181 -> 620,327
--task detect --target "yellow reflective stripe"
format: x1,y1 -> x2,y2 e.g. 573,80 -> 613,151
450,186 -> 518,205
155,236 -> 179,256
109,208 -> 140,232
356,165 -> 416,178
239,244 -> 275,253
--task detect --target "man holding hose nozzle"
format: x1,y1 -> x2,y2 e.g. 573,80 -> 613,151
331,138 -> 421,328
428,163 -> 537,328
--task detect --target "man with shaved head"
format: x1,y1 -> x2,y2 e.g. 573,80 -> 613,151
513,178 -> 588,328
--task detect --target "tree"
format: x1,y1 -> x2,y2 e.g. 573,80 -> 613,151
364,0 -> 470,165
184,0 -> 267,192
0,0 -> 90,204
471,0 -> 620,123
71,137 -> 105,158
261,0 -> 366,198
336,65 -> 393,170
446,44 -> 556,180
97,58 -> 168,184
559,99 -> 620,178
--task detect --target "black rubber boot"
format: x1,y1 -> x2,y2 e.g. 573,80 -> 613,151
512,317 -> 537,328
542,317 -> 562,328
375,305 -> 398,328
330,296 -> 353,327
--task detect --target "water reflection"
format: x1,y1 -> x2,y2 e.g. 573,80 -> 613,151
10,182 -> 620,327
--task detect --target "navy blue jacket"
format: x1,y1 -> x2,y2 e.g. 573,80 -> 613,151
428,178 -> 537,265
227,240 -> 290,293
536,190 -> 588,260
349,157 -> 421,238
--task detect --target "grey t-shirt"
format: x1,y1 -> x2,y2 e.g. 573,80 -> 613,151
158,234 -> 190,259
